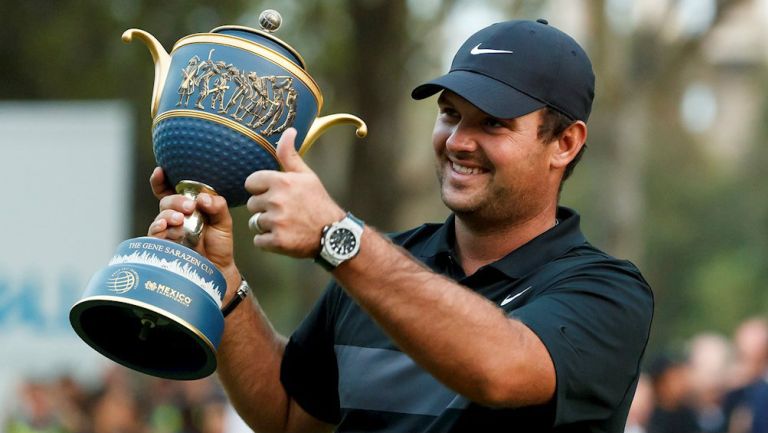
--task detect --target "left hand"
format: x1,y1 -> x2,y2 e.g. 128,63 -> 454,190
244,128 -> 346,258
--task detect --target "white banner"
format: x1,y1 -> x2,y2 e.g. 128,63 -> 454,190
0,101 -> 133,409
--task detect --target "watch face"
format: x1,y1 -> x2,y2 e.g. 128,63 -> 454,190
329,228 -> 357,256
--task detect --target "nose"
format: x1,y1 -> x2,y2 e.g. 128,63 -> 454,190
445,123 -> 478,154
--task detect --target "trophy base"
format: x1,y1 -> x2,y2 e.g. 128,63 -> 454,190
70,237 -> 226,380
70,296 -> 217,380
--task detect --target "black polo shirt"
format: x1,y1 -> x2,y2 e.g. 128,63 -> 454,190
281,207 -> 654,432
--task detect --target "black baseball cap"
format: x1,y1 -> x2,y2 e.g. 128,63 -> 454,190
412,19 -> 595,122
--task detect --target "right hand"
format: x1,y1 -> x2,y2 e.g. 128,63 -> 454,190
147,167 -> 237,278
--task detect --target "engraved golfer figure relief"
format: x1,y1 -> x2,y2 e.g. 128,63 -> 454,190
175,49 -> 298,136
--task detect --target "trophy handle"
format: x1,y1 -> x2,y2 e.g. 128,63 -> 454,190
298,114 -> 367,156
122,28 -> 171,119
175,180 -> 217,248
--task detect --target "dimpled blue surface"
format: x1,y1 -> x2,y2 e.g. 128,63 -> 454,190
153,117 -> 278,207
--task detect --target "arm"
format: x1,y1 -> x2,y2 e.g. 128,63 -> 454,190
245,130 -> 556,408
148,168 -> 334,433
216,283 -> 334,433
338,229 -> 555,407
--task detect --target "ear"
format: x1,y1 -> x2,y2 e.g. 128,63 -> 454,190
550,121 -> 587,170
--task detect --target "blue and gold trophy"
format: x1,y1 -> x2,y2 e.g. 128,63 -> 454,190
69,10 -> 366,380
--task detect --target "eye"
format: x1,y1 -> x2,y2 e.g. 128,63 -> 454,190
484,117 -> 507,129
439,106 -> 460,120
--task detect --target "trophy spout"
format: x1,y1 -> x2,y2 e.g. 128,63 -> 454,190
122,29 -> 171,118
299,114 -> 368,155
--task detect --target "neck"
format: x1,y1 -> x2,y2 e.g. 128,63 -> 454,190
454,204 -> 558,276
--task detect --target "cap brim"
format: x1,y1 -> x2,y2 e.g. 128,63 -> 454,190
411,70 -> 546,119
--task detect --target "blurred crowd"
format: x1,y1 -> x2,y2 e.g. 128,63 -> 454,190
626,316 -> 768,433
4,316 -> 767,433
2,367 -> 230,433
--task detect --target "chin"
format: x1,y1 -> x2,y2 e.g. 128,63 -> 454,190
437,169 -> 488,214
441,190 -> 481,215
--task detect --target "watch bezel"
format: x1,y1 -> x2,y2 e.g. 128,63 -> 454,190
318,213 -> 364,268
324,225 -> 360,261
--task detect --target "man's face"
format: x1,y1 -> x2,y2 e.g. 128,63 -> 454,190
432,91 -> 556,225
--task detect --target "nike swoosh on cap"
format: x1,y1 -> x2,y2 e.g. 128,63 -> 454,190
470,43 -> 515,55
500,286 -> 532,306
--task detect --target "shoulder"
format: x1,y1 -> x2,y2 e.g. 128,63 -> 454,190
560,243 -> 651,294
514,241 -> 654,332
544,243 -> 654,314
532,239 -> 649,287
510,244 -> 654,427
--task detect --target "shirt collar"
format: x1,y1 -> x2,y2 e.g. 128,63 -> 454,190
414,214 -> 456,259
413,207 -> 587,279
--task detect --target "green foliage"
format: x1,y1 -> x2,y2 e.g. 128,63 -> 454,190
4,0 -> 767,351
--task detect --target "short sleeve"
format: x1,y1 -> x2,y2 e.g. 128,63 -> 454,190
510,260 -> 653,426
280,281 -> 343,425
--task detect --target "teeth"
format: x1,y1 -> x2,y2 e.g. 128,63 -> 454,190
452,161 -> 481,175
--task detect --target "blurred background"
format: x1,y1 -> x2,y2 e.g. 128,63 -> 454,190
2,0 -> 767,432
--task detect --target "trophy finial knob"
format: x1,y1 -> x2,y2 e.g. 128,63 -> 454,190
259,9 -> 282,33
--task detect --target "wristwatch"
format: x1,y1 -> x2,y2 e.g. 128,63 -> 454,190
315,213 -> 364,270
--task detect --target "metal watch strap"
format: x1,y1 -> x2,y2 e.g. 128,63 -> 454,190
221,275 -> 251,317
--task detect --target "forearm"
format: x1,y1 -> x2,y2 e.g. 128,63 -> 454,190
331,228 -> 555,407
215,273 -> 291,433
147,169 -> 329,430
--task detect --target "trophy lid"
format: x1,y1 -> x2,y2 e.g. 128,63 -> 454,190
210,10 -> 307,70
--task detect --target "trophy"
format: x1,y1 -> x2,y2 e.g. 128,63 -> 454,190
69,10 -> 367,380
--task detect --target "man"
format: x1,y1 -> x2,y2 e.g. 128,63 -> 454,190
646,355 -> 701,433
149,19 -> 654,432
723,318 -> 768,433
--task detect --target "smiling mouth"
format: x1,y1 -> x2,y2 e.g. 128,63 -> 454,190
451,161 -> 485,175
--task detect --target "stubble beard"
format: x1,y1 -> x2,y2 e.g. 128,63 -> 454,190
436,165 -> 522,225
436,162 -> 545,232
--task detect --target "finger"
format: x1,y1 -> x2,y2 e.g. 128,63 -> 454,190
195,193 -> 232,229
147,218 -> 185,241
244,170 -> 280,196
150,167 -> 175,199
159,225 -> 187,242
246,194 -> 269,215
252,231 -> 278,252
275,128 -> 309,173
248,210 -> 272,234
159,194 -> 196,214
148,219 -> 167,236
251,231 -> 305,258
155,209 -> 186,227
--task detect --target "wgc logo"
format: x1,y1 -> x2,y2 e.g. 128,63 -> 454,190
106,268 -> 139,294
